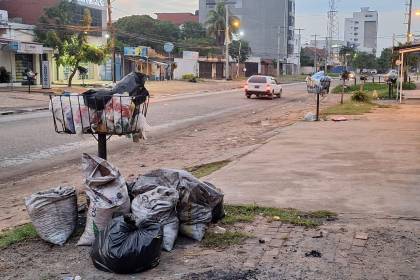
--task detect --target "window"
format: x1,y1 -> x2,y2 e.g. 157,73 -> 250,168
354,21 -> 359,24
354,38 -> 358,41
354,33 -> 358,35
249,76 -> 267,83
354,27 -> 359,30
366,15 -> 373,18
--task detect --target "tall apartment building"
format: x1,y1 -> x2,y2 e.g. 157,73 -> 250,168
199,0 -> 296,69
344,7 -> 378,54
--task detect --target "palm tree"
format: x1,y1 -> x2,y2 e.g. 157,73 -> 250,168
206,2 -> 239,46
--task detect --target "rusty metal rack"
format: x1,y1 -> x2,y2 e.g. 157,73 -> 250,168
49,94 -> 149,159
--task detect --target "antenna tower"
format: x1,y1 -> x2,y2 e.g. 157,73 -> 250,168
327,0 -> 339,65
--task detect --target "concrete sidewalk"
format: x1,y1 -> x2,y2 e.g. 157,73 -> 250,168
207,103 -> 420,218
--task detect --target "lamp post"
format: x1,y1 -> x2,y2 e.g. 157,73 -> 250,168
236,31 -> 244,79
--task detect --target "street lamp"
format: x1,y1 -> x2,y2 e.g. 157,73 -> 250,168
236,31 -> 244,79
415,10 -> 420,16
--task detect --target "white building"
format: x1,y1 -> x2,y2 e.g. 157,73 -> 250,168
0,10 -> 54,87
344,7 -> 378,54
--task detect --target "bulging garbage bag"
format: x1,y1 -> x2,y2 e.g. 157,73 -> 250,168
131,186 -> 179,251
77,154 -> 130,246
91,214 -> 162,274
132,169 -> 224,241
25,186 -> 77,246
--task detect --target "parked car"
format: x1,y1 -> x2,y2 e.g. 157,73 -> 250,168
244,75 -> 282,99
384,69 -> 398,82
348,71 -> 356,80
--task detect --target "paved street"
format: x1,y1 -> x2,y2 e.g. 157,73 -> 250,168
0,82 -> 308,182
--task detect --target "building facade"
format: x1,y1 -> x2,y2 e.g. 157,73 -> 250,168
199,0 -> 296,73
344,7 -> 378,54
0,0 -> 111,84
156,12 -> 199,26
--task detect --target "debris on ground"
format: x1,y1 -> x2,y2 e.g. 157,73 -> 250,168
304,112 -> 317,122
332,116 -> 348,122
210,226 -> 227,235
355,232 -> 369,240
305,250 -> 322,258
25,186 -> 77,246
312,231 -> 324,238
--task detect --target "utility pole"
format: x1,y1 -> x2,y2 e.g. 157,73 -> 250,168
312,34 -> 319,72
295,28 -> 304,74
225,4 -> 230,80
107,0 -> 116,83
325,36 -> 329,71
277,25 -> 281,77
407,0 -> 413,43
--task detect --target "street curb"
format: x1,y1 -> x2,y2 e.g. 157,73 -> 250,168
0,107 -> 49,116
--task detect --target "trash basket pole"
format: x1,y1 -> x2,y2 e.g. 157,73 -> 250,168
98,133 -> 107,160
316,91 -> 320,121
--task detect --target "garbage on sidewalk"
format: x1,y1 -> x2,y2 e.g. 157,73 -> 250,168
304,112 -> 317,122
49,72 -> 150,137
131,169 -> 225,241
91,214 -> 162,274
131,186 -> 179,251
25,186 -> 77,246
77,154 -> 130,246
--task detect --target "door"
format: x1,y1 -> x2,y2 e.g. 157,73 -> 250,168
245,62 -> 258,77
215,63 -> 224,79
199,62 -> 212,79
15,54 -> 34,83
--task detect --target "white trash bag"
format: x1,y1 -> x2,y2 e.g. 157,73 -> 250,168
77,154 -> 130,246
25,186 -> 77,246
131,186 -> 179,251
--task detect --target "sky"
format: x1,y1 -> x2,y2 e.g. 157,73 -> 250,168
113,0 -> 420,53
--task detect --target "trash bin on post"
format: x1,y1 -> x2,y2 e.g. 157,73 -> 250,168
48,72 -> 150,160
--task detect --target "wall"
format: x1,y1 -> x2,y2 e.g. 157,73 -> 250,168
174,58 -> 199,79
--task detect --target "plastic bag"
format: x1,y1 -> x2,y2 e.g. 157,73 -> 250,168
25,186 -> 77,246
91,214 -> 162,274
132,169 -> 224,241
131,186 -> 179,251
77,154 -> 130,246
50,95 -> 97,134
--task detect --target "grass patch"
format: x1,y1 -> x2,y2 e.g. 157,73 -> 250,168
0,224 -> 37,249
222,205 -> 337,228
322,101 -> 377,115
201,231 -> 251,248
332,83 -> 388,94
403,82 -> 416,90
187,160 -> 230,178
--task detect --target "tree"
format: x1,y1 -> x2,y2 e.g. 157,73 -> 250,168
178,37 -> 220,57
229,40 -> 251,63
181,22 -> 207,40
377,48 -> 393,73
36,0 -> 107,86
205,2 -> 240,46
115,15 -> 180,53
300,47 -> 314,66
351,52 -> 377,70
339,46 -> 356,66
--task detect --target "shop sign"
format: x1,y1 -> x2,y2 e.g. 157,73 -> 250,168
18,43 -> 44,54
183,51 -> 199,60
124,46 -> 149,57
42,61 -> 51,89
8,41 -> 20,51
77,0 -> 106,6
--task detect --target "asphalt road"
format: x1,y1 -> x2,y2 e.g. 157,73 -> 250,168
0,82 -> 309,181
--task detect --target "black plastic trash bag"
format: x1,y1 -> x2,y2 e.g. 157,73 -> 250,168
91,214 -> 162,274
131,169 -> 224,241
83,72 -> 149,110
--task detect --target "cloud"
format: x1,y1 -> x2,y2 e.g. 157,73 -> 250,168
112,0 -> 198,18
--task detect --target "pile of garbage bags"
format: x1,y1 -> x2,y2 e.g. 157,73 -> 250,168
49,72 -> 150,135
25,154 -> 225,274
306,71 -> 331,94
25,186 -> 78,246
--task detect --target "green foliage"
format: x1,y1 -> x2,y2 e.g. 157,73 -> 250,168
181,21 -> 207,39
377,48 -> 393,73
221,205 -> 337,228
187,160 -> 230,178
182,73 -> 198,83
229,40 -> 251,63
352,52 -> 378,70
178,37 -> 220,57
339,46 -> 356,65
300,47 -> 314,66
333,83 -> 388,94
36,1 -> 107,86
206,2 -> 240,46
0,66 -> 11,83
201,231 -> 250,248
0,224 -> 38,249
115,15 -> 180,54
351,91 -> 371,102
402,82 -> 416,90
323,101 -> 377,115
